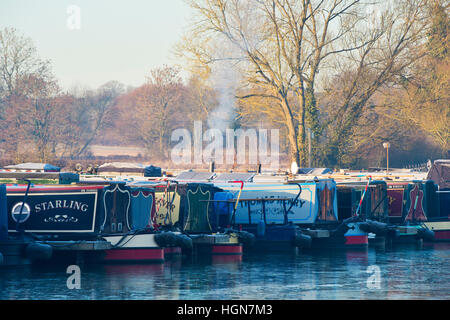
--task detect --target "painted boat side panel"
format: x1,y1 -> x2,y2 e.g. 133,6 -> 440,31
154,190 -> 181,226
214,183 -> 318,224
7,191 -> 99,233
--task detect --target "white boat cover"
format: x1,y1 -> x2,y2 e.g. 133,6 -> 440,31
3,162 -> 60,172
427,159 -> 450,189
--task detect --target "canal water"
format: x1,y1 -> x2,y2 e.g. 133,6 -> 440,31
0,243 -> 449,300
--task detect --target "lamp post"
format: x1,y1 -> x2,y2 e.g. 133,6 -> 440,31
383,142 -> 390,175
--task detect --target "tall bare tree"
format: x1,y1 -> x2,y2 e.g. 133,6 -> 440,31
0,27 -> 57,161
0,27 -> 52,98
132,65 -> 184,157
318,0 -> 429,166
179,0 -> 388,165
392,0 -> 449,156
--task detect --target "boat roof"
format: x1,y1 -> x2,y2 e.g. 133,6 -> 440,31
6,184 -> 105,193
175,171 -> 216,181
3,162 -> 60,172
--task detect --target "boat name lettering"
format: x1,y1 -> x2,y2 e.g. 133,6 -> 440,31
34,200 -> 89,213
239,197 -> 305,208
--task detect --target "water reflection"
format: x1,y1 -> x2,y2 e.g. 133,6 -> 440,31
0,243 -> 448,300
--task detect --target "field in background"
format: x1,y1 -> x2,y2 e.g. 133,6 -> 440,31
89,145 -> 146,158
70,145 -> 291,174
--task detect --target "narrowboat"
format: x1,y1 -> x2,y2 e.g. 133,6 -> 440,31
1,171 -> 90,266
425,160 -> 450,241
1,179 -> 103,265
94,182 -> 188,263
99,182 -> 161,263
336,179 -> 436,246
386,180 -> 441,243
132,180 -> 247,257
337,180 -> 392,247
2,174 -> 184,264
212,178 -> 369,251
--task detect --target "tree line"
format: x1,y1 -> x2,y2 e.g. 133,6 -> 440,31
177,0 -> 449,168
0,0 -> 448,170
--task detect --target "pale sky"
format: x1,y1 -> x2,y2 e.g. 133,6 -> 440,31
0,0 -> 192,91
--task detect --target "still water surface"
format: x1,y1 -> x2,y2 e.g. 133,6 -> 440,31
1,243 -> 449,300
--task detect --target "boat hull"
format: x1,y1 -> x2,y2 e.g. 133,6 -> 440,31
423,221 -> 450,242
103,247 -> 164,263
195,243 -> 243,255
309,235 -> 369,250
163,246 -> 183,257
0,241 -> 32,266
102,233 -> 167,263
190,233 -> 243,256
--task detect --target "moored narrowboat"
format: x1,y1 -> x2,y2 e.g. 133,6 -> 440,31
132,180 -> 245,257
336,179 -> 435,247
2,176 -> 185,265
98,182 -> 184,263
1,179 -> 106,265
386,180 -> 443,243
213,178 -> 369,251
424,160 -> 450,241
337,180 -> 391,247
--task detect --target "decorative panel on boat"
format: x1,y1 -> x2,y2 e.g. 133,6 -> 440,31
101,182 -> 131,234
129,187 -> 155,230
316,179 -> 338,222
7,189 -> 99,234
403,182 -> 427,222
184,185 -> 212,233
214,182 -> 319,225
154,183 -> 182,227
387,188 -> 405,218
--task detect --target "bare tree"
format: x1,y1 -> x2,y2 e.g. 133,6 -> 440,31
132,65 -> 183,157
379,0 -> 449,156
179,0 -> 383,165
0,27 -> 55,160
321,0 -> 430,166
0,27 -> 52,98
58,81 -> 124,159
